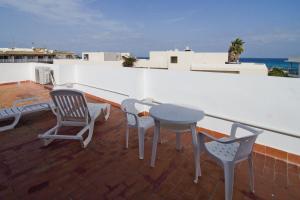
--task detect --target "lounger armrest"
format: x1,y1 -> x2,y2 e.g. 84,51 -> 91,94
13,97 -> 40,108
45,101 -> 57,116
103,103 -> 111,120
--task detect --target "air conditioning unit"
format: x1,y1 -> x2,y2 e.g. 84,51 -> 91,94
35,67 -> 51,84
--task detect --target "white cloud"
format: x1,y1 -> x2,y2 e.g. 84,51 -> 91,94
0,0 -> 128,32
0,0 -> 145,49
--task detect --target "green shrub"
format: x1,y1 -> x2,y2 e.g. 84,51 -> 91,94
268,68 -> 288,77
122,56 -> 137,67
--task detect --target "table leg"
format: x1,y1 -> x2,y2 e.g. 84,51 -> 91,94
176,132 -> 181,150
191,123 -> 201,183
151,120 -> 160,167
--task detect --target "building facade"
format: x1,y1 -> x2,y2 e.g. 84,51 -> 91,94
136,49 -> 268,75
0,48 -> 76,64
287,56 -> 300,77
82,52 -> 130,63
68,49 -> 268,76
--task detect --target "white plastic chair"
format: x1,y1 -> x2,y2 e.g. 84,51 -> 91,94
198,123 -> 263,200
38,89 -> 110,148
121,98 -> 155,159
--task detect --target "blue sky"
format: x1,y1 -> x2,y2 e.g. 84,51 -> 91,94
0,0 -> 299,57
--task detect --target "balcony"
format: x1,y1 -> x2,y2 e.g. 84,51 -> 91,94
0,82 -> 299,199
1,62 -> 300,199
0,58 -> 53,64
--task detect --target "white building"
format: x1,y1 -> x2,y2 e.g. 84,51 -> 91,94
80,49 -> 268,76
0,47 -> 76,63
82,52 -> 130,63
287,56 -> 300,77
137,49 -> 268,75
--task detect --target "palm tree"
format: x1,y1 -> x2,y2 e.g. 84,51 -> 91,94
228,38 -> 245,63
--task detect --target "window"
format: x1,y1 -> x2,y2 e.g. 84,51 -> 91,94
15,56 -> 25,59
170,56 -> 178,63
83,54 -> 89,61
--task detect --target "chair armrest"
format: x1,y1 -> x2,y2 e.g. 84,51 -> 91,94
198,131 -> 220,141
231,123 -> 263,137
139,98 -> 158,107
199,129 -> 261,144
199,131 -> 240,144
122,110 -> 139,126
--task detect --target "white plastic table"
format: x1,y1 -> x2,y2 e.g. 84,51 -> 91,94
149,103 -> 205,183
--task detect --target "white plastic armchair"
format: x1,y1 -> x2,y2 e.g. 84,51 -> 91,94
198,123 -> 263,200
121,98 -> 156,159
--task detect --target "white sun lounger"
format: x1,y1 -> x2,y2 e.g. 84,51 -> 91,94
38,89 -> 111,148
0,97 -> 55,132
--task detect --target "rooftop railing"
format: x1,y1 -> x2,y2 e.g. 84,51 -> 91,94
0,58 -> 53,63
54,81 -> 300,140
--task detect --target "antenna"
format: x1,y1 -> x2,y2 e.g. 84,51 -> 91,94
12,34 -> 16,48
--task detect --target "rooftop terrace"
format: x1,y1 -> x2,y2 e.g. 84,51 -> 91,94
0,83 -> 299,200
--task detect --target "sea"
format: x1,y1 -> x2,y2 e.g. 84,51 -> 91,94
240,58 -> 298,75
240,58 -> 289,68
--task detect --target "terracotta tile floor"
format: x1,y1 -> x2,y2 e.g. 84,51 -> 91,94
0,83 -> 300,200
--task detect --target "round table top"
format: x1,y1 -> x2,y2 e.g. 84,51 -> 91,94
149,103 -> 205,124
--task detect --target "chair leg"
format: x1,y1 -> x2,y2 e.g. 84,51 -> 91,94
0,114 -> 21,132
159,131 -> 163,144
151,121 -> 160,167
176,132 -> 181,151
40,124 -> 60,146
191,124 -> 201,183
82,122 -> 95,148
138,128 -> 145,160
224,163 -> 235,200
248,155 -> 255,193
125,126 -> 129,149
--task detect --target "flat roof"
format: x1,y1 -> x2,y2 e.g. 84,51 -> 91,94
0,82 -> 299,199
288,57 -> 300,63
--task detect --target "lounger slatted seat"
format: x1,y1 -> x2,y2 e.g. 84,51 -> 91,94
0,97 -> 55,132
38,89 -> 111,148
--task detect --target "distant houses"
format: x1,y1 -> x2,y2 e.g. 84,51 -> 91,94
287,56 -> 300,77
81,48 -> 268,76
0,47 -> 76,64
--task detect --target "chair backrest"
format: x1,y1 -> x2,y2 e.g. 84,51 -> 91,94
232,124 -> 263,161
50,89 -> 90,123
121,98 -> 140,125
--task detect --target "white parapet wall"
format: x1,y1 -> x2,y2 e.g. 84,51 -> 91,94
144,69 -> 300,154
60,65 -> 300,155
1,62 -> 300,155
0,63 -> 56,83
191,63 -> 268,75
0,63 -> 33,83
74,64 -> 145,103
